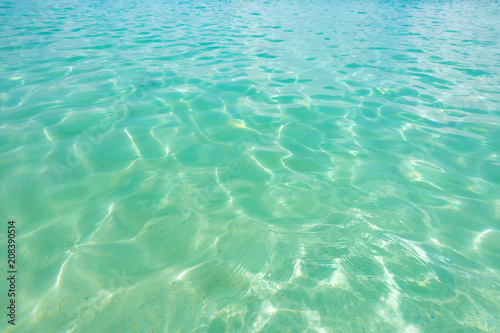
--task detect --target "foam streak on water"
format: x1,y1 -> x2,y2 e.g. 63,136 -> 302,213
0,0 -> 499,332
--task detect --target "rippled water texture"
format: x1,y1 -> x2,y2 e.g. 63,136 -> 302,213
1,0 -> 499,332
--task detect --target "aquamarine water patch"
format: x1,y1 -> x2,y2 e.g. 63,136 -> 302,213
1,0 -> 499,332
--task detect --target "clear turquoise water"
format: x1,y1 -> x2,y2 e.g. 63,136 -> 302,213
1,0 -> 499,332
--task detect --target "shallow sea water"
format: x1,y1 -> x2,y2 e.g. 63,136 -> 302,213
0,0 -> 499,332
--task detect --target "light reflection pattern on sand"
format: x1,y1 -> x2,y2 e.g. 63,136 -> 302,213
0,0 -> 499,332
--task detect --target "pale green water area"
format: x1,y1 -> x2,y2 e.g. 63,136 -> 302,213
1,0 -> 500,332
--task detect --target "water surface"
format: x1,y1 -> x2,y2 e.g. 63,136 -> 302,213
0,0 -> 499,332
